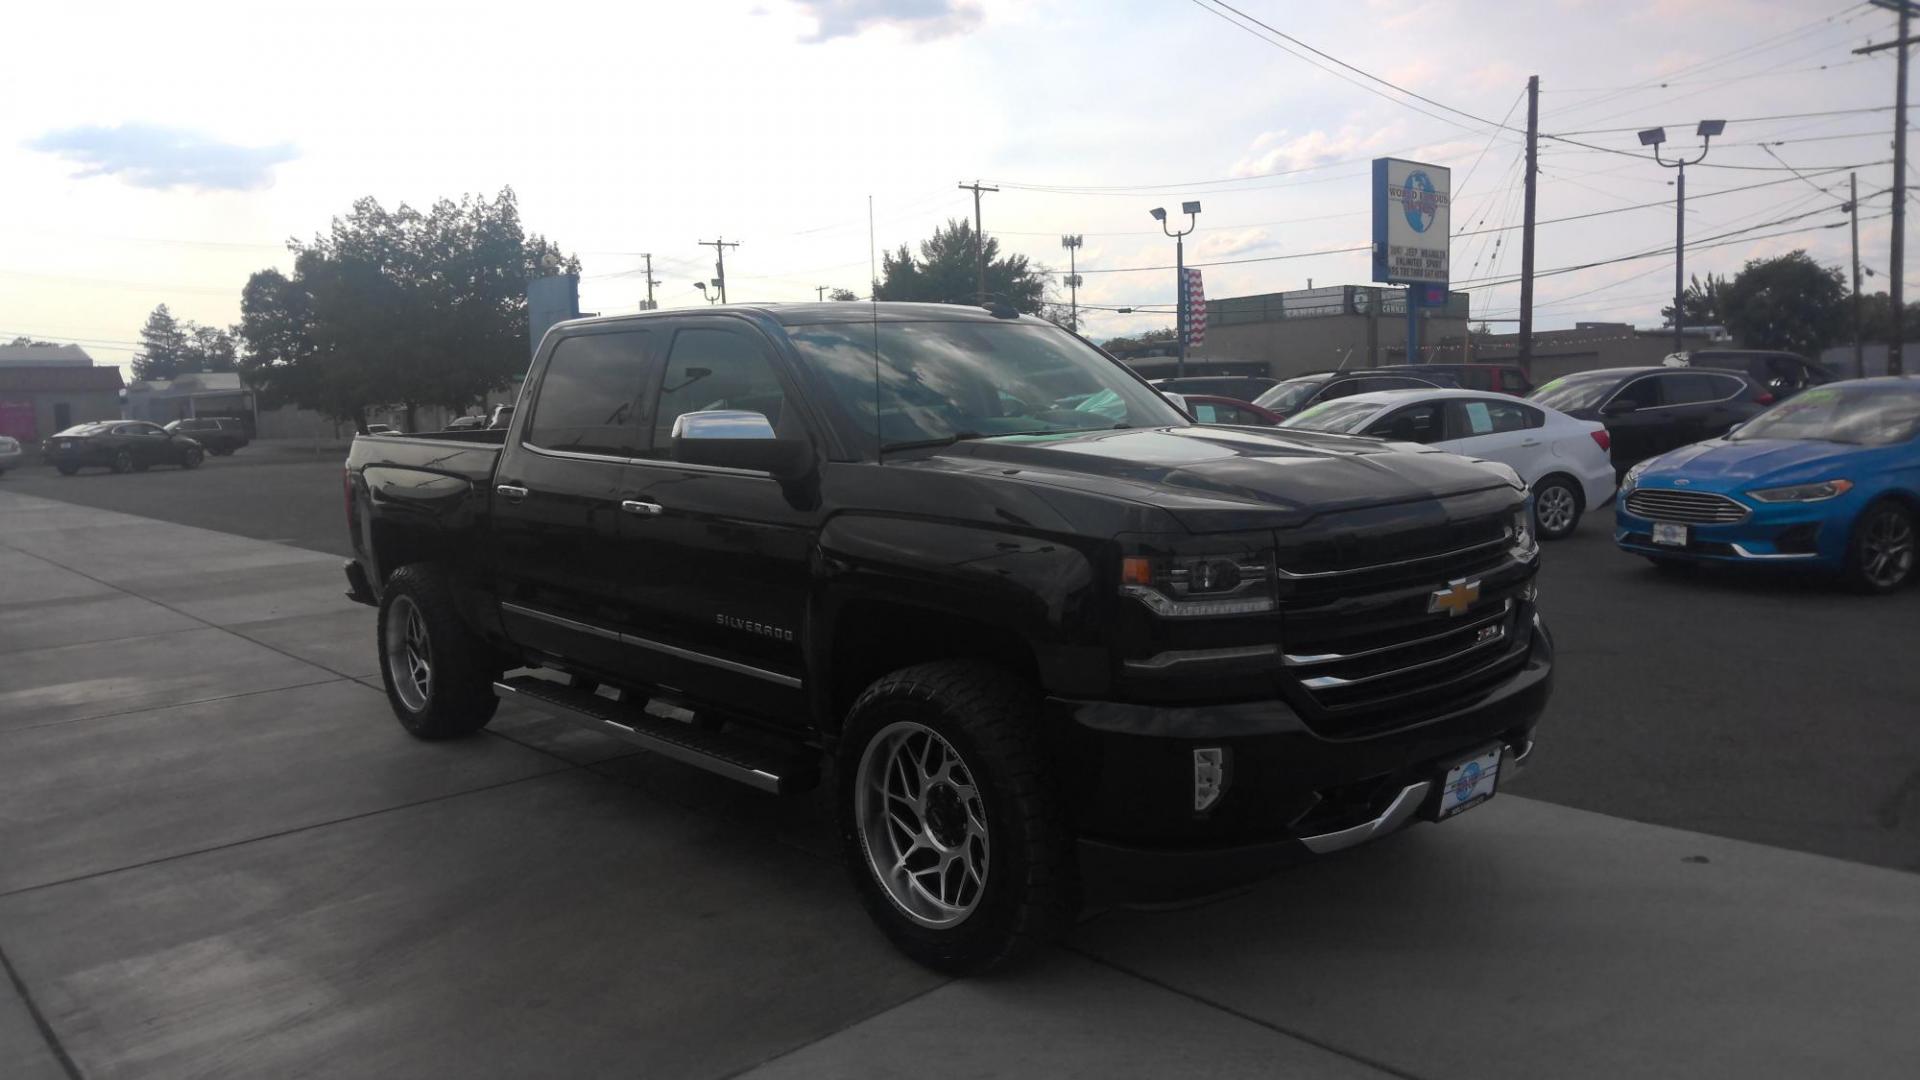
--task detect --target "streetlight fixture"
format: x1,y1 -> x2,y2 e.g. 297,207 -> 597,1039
1149,201 -> 1201,376
1641,119 -> 1726,351
693,280 -> 721,305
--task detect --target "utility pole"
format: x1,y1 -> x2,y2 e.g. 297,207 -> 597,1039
1061,234 -> 1083,332
1517,75 -> 1540,375
639,253 -> 660,310
1638,120 -> 1725,354
958,181 -> 998,303
816,286 -> 828,301
698,237 -> 739,304
1858,3 -> 1917,373
1849,173 -> 1866,379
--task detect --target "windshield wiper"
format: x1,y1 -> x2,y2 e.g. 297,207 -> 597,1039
880,431 -> 987,453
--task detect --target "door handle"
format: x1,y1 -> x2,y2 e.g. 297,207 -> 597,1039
621,500 -> 663,516
1520,439 -> 1541,447
496,484 -> 528,501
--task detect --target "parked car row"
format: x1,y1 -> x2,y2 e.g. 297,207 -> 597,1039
41,421 -> 208,475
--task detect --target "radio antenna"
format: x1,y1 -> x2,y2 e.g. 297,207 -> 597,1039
869,194 -> 882,464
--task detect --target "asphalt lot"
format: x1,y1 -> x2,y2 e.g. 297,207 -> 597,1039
6,449 -> 1916,873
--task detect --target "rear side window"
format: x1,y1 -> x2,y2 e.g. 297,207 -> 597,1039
1499,369 -> 1530,393
1361,376 -> 1432,392
1661,372 -> 1739,405
1367,403 -> 1443,443
648,325 -> 791,457
1457,398 -> 1535,435
527,332 -> 653,457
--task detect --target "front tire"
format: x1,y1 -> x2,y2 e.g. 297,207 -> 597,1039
1845,501 -> 1916,594
1533,476 -> 1582,541
838,661 -> 1077,975
110,449 -> 132,474
181,447 -> 204,469
56,463 -> 78,476
377,564 -> 500,739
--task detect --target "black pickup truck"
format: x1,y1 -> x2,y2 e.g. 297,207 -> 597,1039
344,302 -> 1553,973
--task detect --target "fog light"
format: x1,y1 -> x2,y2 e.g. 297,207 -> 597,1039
1194,747 -> 1228,812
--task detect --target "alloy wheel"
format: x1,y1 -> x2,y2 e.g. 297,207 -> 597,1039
1536,484 -> 1577,536
1861,510 -> 1916,589
855,720 -> 991,928
384,595 -> 434,711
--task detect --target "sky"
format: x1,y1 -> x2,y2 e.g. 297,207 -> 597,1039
0,0 -> 1900,375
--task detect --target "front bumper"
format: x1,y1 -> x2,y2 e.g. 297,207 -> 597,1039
1613,494 -> 1854,570
1055,616 -> 1553,904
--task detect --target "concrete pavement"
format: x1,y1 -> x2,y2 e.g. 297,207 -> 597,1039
2,489 -> 1918,1079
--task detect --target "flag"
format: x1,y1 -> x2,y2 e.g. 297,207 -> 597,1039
1182,269 -> 1207,346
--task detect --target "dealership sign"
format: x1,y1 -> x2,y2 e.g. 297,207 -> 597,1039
1372,158 -> 1450,286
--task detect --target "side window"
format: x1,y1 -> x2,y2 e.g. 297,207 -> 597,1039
1318,379 -> 1360,402
1367,403 -> 1442,443
1500,369 -> 1530,393
1366,376 -> 1429,392
649,324 -> 791,458
1612,376 -> 1662,409
1213,405 -> 1248,424
1475,399 -> 1533,434
1192,403 -> 1219,423
526,332 -> 652,457
1660,372 -> 1729,405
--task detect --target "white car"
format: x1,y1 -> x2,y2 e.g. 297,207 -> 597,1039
0,434 -> 22,474
1282,388 -> 1617,540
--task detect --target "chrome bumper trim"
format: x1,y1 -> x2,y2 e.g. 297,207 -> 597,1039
1298,781 -> 1432,855
1729,543 -> 1819,561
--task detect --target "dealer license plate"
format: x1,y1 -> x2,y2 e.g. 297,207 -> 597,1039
1437,745 -> 1501,820
1652,522 -> 1688,547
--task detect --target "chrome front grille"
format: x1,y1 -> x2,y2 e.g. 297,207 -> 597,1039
1625,488 -> 1750,524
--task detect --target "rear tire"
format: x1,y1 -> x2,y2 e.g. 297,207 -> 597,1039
377,564 -> 500,739
1844,500 -> 1916,594
1533,476 -> 1582,541
110,449 -> 132,474
838,661 -> 1077,975
181,447 -> 204,469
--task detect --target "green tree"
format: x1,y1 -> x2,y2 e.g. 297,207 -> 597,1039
239,188 -> 576,431
1099,327 -> 1177,354
1659,272 -> 1730,330
873,219 -> 1050,313
133,304 -> 189,381
4,335 -> 58,347
1718,251 -> 1846,355
1854,290 -> 1920,344
828,288 -> 859,301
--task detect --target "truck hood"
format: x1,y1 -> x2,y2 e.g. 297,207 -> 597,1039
917,425 -> 1520,532
1644,438 -> 1862,488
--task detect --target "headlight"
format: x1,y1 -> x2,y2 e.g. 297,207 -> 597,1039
1510,500 -> 1538,559
1120,549 -> 1275,617
1621,460 -> 1650,493
1747,479 -> 1853,503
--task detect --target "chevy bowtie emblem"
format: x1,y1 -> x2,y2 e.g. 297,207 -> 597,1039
1428,577 -> 1481,617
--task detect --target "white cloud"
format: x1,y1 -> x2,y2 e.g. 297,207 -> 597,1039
28,124 -> 295,192
791,0 -> 983,42
1230,126 -> 1396,178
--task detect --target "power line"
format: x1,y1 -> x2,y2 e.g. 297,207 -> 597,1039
1549,106 -> 1895,137
1076,243 -> 1372,275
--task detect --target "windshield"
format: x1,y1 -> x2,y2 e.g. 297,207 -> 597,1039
1253,377 -> 1325,413
1529,372 -> 1620,413
786,319 -> 1187,450
53,423 -> 113,437
1283,399 -> 1383,433
1730,383 -> 1920,447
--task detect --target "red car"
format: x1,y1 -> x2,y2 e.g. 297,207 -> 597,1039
1178,394 -> 1285,426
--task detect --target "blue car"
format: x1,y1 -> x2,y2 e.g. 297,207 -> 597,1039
1614,377 -> 1920,592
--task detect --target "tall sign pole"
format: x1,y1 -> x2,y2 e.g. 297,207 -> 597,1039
1061,234 -> 1083,332
1895,1 -> 1910,375
1850,173 -> 1866,379
1372,158 -> 1452,365
1518,75 -> 1540,373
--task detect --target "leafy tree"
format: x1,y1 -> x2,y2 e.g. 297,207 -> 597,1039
828,288 -> 859,301
5,335 -> 58,347
133,304 -> 189,380
873,219 -> 1049,313
239,188 -> 576,431
1717,251 -> 1846,356
1853,291 -> 1920,344
1099,327 -> 1177,354
183,325 -> 239,373
1659,272 -> 1730,330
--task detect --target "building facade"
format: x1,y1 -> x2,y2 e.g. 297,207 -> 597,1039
0,365 -> 126,443
1119,285 -> 1473,380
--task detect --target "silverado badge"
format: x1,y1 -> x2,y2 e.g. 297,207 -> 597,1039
1427,577 -> 1481,618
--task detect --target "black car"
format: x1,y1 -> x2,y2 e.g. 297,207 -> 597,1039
1369,363 -> 1533,396
342,301 -> 1550,975
1252,370 -> 1449,419
44,421 -> 206,475
1667,349 -> 1832,399
1149,375 -> 1279,401
164,417 -> 249,455
1528,366 -> 1773,477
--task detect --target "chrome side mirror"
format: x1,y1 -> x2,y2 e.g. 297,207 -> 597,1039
671,410 -> 810,478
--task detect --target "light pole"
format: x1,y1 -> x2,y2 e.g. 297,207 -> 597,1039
1149,201 -> 1201,377
693,280 -> 721,305
1061,234 -> 1083,333
1639,120 -> 1726,354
